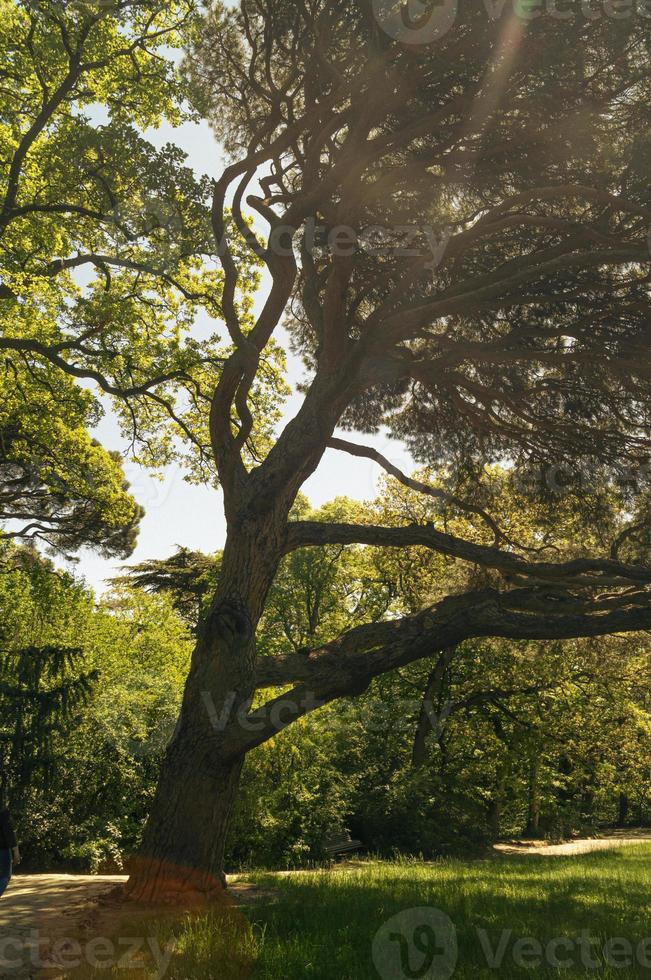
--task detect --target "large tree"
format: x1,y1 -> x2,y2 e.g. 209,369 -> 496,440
3,0 -> 651,902
123,0 -> 651,903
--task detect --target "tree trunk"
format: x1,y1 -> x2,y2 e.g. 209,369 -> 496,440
488,767 -> 508,839
524,758 -> 541,837
411,648 -> 455,769
487,797 -> 503,839
124,724 -> 245,904
124,617 -> 253,904
617,792 -> 629,828
124,522 -> 281,904
123,372 -> 348,905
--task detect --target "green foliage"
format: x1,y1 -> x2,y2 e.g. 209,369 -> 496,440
260,496 -> 393,656
228,710 -> 358,870
50,586 -> 192,870
0,0 -> 288,556
0,359 -> 142,556
0,543 -> 97,806
0,542 -> 193,869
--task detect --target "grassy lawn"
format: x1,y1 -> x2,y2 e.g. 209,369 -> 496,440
163,844 -> 651,979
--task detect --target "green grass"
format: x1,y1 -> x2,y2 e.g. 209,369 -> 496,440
68,845 -> 651,979
239,846 -> 651,979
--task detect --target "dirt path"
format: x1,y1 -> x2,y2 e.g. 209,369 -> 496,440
0,872 -> 263,978
0,874 -> 126,977
494,828 -> 651,857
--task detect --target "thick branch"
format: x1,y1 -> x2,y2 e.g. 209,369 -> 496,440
285,521 -> 651,588
230,586 -> 651,757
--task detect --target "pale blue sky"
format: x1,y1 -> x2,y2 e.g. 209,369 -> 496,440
70,116 -> 414,593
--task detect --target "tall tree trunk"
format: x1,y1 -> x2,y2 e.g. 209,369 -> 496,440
123,373 -> 349,905
124,523 -> 279,904
124,713 -> 245,904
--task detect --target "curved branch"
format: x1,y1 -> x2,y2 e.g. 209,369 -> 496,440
233,585 -> 651,756
328,436 -> 506,544
285,520 -> 651,588
0,336 -> 201,398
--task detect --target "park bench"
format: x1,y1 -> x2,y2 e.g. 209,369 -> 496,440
323,830 -> 364,859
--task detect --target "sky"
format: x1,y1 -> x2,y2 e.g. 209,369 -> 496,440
70,115 -> 415,594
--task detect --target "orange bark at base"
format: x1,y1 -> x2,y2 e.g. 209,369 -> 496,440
123,857 -> 232,910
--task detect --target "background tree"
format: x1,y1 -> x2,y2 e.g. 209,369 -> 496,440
1,359 -> 142,555
0,544 -> 98,844
0,0 -> 282,552
0,541 -> 195,870
121,547 -> 220,628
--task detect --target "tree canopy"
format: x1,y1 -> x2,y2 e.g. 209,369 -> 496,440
1,359 -> 142,555
0,0 -> 285,555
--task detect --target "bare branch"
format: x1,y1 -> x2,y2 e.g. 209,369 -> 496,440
328,436 -> 506,544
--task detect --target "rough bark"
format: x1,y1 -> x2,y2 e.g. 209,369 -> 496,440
124,517 -> 285,903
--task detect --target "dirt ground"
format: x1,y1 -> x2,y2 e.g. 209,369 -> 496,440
493,827 -> 651,856
0,875 -> 127,977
